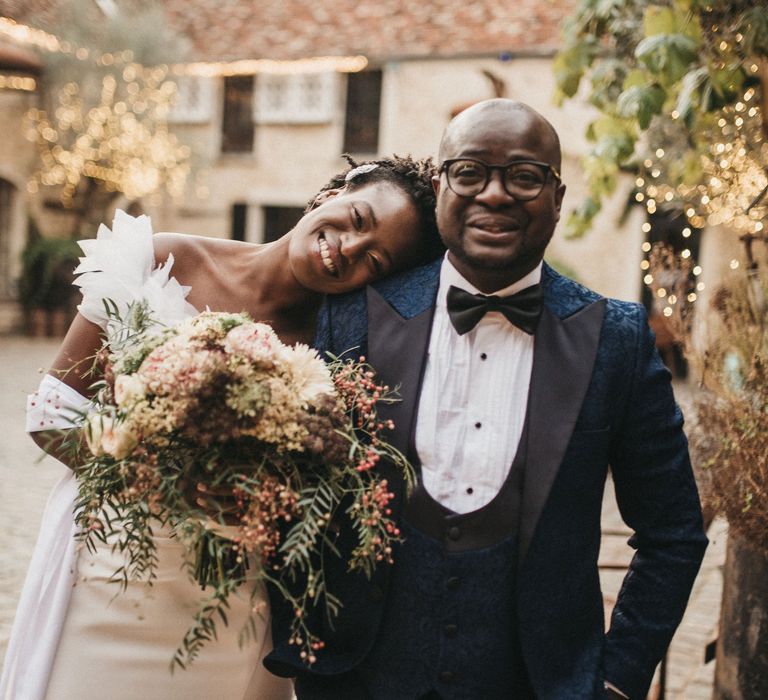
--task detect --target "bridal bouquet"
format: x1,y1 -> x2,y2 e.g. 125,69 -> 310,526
75,302 -> 412,669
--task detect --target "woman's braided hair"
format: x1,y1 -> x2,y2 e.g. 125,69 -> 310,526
307,154 -> 444,264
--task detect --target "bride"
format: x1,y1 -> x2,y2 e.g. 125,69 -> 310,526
1,155 -> 442,700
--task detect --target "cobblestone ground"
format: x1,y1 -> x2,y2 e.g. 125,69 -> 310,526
0,336 -> 67,663
0,337 -> 725,698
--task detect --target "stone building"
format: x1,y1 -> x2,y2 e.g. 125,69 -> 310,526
0,0 -> 741,338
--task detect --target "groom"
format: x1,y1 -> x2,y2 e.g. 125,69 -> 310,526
266,99 -> 708,699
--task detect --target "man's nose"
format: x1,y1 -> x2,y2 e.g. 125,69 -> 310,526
474,171 -> 514,207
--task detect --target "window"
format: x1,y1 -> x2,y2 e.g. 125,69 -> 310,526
221,76 -> 255,153
254,72 -> 337,124
262,206 -> 305,243
231,203 -> 248,241
343,69 -> 382,154
168,75 -> 214,124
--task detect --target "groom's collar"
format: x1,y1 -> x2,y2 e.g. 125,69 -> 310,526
437,255 -> 543,307
371,259 -> 600,321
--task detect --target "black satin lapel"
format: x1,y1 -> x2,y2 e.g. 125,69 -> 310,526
365,286 -> 435,462
519,298 -> 607,565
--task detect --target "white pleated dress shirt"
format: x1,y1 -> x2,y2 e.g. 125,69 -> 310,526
414,256 -> 542,514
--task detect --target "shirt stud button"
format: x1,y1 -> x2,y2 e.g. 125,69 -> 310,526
474,421 -> 482,429
480,352 -> 487,360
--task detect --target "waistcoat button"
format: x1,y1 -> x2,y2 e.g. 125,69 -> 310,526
447,576 -> 460,590
447,526 -> 460,541
443,623 -> 458,637
439,670 -> 456,683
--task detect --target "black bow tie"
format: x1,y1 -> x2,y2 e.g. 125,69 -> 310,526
446,284 -> 544,336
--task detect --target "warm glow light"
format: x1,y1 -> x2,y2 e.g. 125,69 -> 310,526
173,55 -> 369,76
0,75 -> 36,91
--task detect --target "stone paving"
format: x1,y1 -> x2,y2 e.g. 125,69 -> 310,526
0,335 -> 725,697
0,336 -> 68,662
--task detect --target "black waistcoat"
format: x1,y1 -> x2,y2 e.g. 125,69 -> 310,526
356,418 -> 536,700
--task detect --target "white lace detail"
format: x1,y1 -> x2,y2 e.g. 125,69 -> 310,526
74,210 -> 198,335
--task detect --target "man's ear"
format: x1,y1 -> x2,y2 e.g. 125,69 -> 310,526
309,187 -> 343,210
554,183 -> 566,221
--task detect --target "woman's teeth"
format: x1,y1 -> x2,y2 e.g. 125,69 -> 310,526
319,236 -> 338,275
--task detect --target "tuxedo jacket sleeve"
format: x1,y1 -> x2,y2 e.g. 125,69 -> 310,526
601,301 -> 708,697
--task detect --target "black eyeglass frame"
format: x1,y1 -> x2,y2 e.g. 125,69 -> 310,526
439,158 -> 562,200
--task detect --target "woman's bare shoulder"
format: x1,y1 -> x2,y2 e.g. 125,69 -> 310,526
152,232 -> 255,289
152,232 -> 223,282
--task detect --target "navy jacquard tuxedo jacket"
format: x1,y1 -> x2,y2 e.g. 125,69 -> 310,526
266,260 -> 708,700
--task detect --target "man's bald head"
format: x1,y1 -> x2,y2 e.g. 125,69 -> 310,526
438,99 -> 562,170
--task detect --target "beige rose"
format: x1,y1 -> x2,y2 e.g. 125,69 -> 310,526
86,414 -> 138,460
114,374 -> 146,408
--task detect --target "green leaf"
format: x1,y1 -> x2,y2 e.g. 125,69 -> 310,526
623,69 -> 650,90
739,8 -> 768,58
553,40 -> 599,98
643,5 -> 678,36
635,34 -> 699,84
564,198 -> 602,239
710,64 -> 746,105
675,66 -> 710,123
617,84 -> 666,129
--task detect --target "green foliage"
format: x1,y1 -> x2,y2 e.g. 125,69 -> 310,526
635,34 -> 699,84
617,83 -> 667,128
18,236 -> 81,310
555,0 -> 768,236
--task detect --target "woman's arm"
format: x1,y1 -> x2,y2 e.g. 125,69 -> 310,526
29,313 -> 104,467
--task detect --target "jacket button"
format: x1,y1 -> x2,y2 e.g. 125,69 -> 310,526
443,623 -> 458,637
447,526 -> 460,541
447,576 -> 460,590
439,670 -> 456,683
369,585 -> 383,602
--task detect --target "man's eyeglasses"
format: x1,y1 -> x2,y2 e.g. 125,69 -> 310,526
440,158 -> 561,201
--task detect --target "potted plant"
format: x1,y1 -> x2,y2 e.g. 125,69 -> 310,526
18,236 -> 81,337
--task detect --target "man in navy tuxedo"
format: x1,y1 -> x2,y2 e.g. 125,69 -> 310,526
266,99 -> 708,699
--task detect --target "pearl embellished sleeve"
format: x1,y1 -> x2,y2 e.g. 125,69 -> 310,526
26,374 -> 90,433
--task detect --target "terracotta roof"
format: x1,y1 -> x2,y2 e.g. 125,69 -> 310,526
1,0 -> 574,62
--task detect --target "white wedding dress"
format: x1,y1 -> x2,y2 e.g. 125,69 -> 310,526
0,212 -> 293,700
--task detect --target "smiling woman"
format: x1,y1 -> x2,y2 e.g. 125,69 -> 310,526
1,154 -> 443,700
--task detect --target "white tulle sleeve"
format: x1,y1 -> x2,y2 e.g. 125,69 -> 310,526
74,209 -> 198,334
